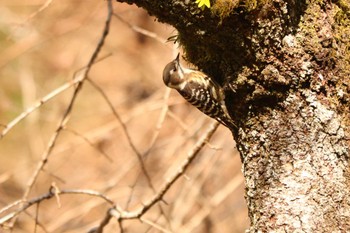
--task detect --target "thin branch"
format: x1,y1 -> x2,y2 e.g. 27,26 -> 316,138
180,174 -> 243,233
63,126 -> 113,162
0,78 -> 78,139
113,13 -> 166,44
141,218 -> 173,233
27,0 -> 54,22
88,78 -> 177,230
21,0 -> 113,202
6,0 -> 54,42
87,77 -> 177,230
90,122 -> 219,233
166,109 -> 190,132
0,200 -> 23,215
122,121 -> 219,218
86,78 -> 156,190
86,79 -> 142,159
34,203 -> 40,233
142,88 -> 171,157
0,188 -> 114,226
133,88 -> 173,230
0,53 -> 112,140
87,208 -> 113,233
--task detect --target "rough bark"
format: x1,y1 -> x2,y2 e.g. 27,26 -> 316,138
116,0 -> 350,231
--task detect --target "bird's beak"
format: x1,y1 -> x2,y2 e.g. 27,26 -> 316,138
174,53 -> 182,72
175,53 -> 180,63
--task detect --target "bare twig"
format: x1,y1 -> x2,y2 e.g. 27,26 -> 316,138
181,174 -> 243,233
142,88 -> 171,157
87,78 -> 154,188
0,53 -> 112,140
21,0 -> 113,202
124,121 -> 219,217
87,208 -> 114,233
21,210 -> 49,233
90,122 -> 219,233
166,109 -> 190,131
34,202 -> 40,233
86,79 -> 142,159
128,89 -> 172,230
63,126 -> 113,162
141,217 -> 173,233
26,0 -> 54,22
87,77 -> 176,230
0,187 -> 114,226
5,0 -> 54,42
113,13 -> 166,43
0,200 -> 23,216
118,88 -> 171,217
0,78 -> 79,139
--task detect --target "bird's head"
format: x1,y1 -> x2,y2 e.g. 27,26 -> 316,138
162,53 -> 184,88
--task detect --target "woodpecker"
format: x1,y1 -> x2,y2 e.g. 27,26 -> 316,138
162,54 -> 236,129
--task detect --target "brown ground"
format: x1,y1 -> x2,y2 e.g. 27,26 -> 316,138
0,1 -> 248,232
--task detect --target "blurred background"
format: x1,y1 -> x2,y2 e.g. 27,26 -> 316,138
0,0 -> 248,232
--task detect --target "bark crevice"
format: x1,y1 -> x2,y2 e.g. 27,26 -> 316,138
116,0 -> 350,231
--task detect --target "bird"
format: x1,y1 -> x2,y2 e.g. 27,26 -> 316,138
162,54 -> 236,129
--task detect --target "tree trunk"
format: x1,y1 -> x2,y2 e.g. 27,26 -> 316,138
116,0 -> 350,231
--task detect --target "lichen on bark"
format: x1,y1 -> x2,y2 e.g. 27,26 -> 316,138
116,0 -> 350,231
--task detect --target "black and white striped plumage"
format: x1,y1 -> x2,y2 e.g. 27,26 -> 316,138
162,54 -> 236,129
